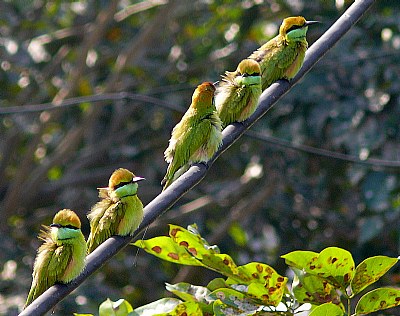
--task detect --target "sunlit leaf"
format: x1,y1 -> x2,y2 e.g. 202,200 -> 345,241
169,224 -> 220,260
281,250 -> 319,269
99,298 -> 133,316
355,287 -> 400,314
308,303 -> 344,316
283,247 -> 355,289
226,262 -> 287,306
131,298 -> 182,315
132,236 -> 203,266
153,301 -> 203,316
201,253 -> 239,279
165,282 -> 210,303
351,256 -> 398,295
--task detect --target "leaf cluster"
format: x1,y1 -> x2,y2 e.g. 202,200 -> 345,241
76,224 -> 400,316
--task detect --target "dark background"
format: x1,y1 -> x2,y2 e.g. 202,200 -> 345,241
0,1 -> 399,314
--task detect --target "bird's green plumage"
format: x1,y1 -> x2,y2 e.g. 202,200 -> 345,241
25,210 -> 86,309
162,82 -> 222,189
215,59 -> 262,127
249,16 -> 315,90
87,169 -> 144,253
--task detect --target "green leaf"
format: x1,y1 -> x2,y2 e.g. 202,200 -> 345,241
165,282 -> 210,303
131,298 -> 182,315
351,256 -> 398,295
153,301 -> 203,316
308,303 -> 344,316
355,287 -> 400,314
209,289 -> 260,315
283,247 -> 355,290
132,236 -> 203,266
99,298 -> 133,316
228,223 -> 247,247
281,250 -> 319,269
169,224 -> 220,260
207,278 -> 229,291
291,268 -> 341,305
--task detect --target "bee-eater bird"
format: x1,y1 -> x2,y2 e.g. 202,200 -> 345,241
87,168 -> 145,253
215,59 -> 262,127
162,82 -> 223,189
249,16 -> 319,90
25,209 -> 86,309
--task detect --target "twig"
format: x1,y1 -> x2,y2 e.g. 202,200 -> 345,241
19,1 -> 376,314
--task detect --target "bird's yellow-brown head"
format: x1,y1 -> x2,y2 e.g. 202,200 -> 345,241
279,16 -> 318,41
237,59 -> 261,76
108,168 -> 145,200
52,209 -> 81,229
50,209 -> 84,243
235,59 -> 261,86
191,82 -> 216,111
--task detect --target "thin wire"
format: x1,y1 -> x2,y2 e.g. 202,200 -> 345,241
0,92 -> 185,115
245,130 -> 400,169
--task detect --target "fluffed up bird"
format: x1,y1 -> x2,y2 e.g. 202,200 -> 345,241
87,168 -> 145,253
162,82 -> 223,189
25,209 -> 86,309
215,59 -> 262,127
249,16 -> 319,90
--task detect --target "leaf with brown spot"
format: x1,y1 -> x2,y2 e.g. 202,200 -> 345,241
224,262 -> 288,306
291,267 -> 342,306
209,288 -> 260,315
282,247 -> 355,290
132,236 -> 203,266
351,256 -> 398,296
355,288 -> 400,314
169,224 -> 220,261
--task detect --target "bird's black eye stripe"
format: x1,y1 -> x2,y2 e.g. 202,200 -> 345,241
114,180 -> 132,190
50,223 -> 78,229
286,24 -> 303,33
63,224 -> 79,230
242,72 -> 260,77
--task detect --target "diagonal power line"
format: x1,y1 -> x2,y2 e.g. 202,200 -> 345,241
19,1 -> 376,315
245,130 -> 400,169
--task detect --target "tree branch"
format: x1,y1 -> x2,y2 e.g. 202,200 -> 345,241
19,0 -> 376,314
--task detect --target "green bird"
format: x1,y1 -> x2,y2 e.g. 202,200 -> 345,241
87,168 -> 145,253
215,59 -> 262,127
25,209 -> 86,309
249,16 -> 319,90
162,82 -> 223,189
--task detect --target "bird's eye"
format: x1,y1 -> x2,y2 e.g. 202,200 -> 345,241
50,223 -> 61,228
114,180 -> 132,190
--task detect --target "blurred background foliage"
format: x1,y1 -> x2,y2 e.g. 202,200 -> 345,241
0,0 -> 399,315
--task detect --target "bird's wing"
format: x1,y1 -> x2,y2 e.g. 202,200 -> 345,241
25,232 -> 70,306
163,116 -> 213,185
87,200 -> 124,252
